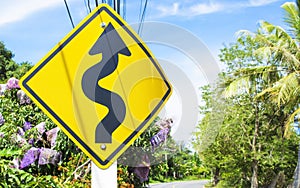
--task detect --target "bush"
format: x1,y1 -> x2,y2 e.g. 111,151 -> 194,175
0,86 -> 91,187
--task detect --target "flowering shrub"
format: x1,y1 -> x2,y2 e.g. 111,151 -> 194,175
0,79 -> 204,188
0,82 -> 91,187
118,118 -> 175,187
6,77 -> 20,89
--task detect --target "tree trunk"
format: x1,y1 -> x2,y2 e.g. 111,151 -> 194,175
213,167 -> 220,186
268,172 -> 280,188
251,103 -> 259,188
251,160 -> 258,188
293,142 -> 300,188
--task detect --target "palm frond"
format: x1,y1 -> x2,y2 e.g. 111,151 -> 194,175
234,65 -> 276,75
259,21 -> 298,48
255,71 -> 300,107
255,46 -> 300,70
223,76 -> 250,98
225,66 -> 279,98
277,72 -> 300,106
281,2 -> 300,42
255,86 -> 279,102
285,107 -> 300,137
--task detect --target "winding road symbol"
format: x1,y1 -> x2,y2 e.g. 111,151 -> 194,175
81,23 -> 131,143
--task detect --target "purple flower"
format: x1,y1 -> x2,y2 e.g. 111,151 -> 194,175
17,90 -> 31,104
38,148 -> 61,165
35,122 -> 46,135
158,128 -> 169,141
46,127 -> 60,148
0,112 -> 4,126
23,122 -> 32,131
133,155 -> 150,182
20,147 -> 40,169
6,77 -> 20,89
134,167 -> 150,182
0,132 -> 4,138
28,138 -> 35,146
156,118 -> 173,129
150,128 -> 170,150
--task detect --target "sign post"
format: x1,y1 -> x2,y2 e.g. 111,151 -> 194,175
91,161 -> 117,188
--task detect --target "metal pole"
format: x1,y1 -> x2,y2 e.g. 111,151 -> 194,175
91,161 -> 117,188
91,0 -> 119,187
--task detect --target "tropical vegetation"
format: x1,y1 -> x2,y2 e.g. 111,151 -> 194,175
2,0 -> 300,187
194,1 -> 300,187
0,41 -> 205,187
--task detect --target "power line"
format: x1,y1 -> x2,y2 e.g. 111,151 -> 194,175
114,0 -> 117,12
123,0 -> 126,20
139,0 -> 143,21
83,0 -> 90,14
87,0 -> 92,13
138,0 -> 148,35
63,0 -> 75,28
116,0 -> 120,14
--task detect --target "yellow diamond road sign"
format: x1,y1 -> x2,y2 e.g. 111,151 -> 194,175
20,4 -> 172,169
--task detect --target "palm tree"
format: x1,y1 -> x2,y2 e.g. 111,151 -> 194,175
226,0 -> 300,131
224,1 -> 300,187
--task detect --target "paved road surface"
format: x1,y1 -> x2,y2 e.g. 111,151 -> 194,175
150,180 -> 209,188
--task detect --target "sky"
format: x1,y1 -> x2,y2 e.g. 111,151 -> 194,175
0,0 -> 291,142
0,0 -> 289,65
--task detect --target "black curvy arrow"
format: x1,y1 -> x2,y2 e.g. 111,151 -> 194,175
81,23 -> 131,143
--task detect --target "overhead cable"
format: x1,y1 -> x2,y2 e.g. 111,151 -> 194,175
87,0 -> 92,13
116,0 -> 120,14
63,0 -> 75,28
138,0 -> 148,35
123,0 -> 126,20
83,0 -> 90,14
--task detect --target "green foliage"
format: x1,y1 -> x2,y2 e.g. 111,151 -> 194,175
281,1 -> 300,41
0,159 -> 58,188
196,85 -> 299,187
195,2 -> 300,187
0,41 -> 91,187
11,62 -> 33,80
118,118 -> 207,187
0,41 -> 32,82
0,88 -> 91,187
0,36 -> 207,188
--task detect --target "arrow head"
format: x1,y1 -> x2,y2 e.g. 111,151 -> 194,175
89,23 -> 131,57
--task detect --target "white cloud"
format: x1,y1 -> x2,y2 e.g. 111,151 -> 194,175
156,3 -> 180,16
156,2 -> 224,17
0,0 -> 63,27
189,2 -> 224,16
154,0 -> 281,18
248,0 -> 279,7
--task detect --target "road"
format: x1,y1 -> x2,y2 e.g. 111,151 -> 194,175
150,180 -> 209,188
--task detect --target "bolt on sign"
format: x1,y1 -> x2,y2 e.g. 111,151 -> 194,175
20,4 -> 172,169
